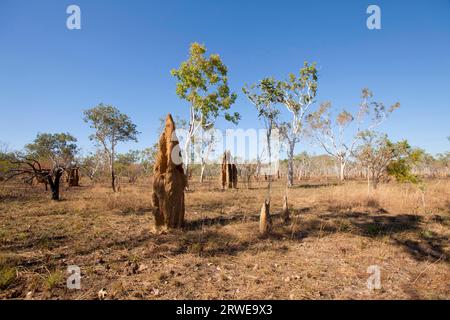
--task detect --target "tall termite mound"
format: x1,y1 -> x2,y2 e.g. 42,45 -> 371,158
232,164 -> 238,188
221,151 -> 238,190
152,114 -> 186,229
227,163 -> 232,188
259,200 -> 272,236
221,152 -> 227,190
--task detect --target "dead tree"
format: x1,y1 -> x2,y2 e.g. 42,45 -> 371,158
6,157 -> 65,200
152,114 -> 186,230
34,173 -> 49,190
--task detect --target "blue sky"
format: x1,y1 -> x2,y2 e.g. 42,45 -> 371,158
0,0 -> 449,156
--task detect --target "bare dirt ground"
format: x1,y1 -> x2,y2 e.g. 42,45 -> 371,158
0,178 -> 449,300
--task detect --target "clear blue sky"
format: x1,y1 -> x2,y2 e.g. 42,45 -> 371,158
0,0 -> 449,156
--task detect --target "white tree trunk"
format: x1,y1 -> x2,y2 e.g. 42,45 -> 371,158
287,141 -> 295,188
199,163 -> 205,183
339,159 -> 346,181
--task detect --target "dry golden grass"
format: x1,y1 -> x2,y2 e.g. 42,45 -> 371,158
0,177 -> 449,299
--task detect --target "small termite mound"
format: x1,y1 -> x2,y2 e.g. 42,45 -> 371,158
282,195 -> 290,223
259,200 -> 272,236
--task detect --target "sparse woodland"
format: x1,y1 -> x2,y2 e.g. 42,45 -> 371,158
0,43 -> 449,300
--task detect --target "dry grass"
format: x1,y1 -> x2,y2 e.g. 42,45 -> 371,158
0,177 -> 449,300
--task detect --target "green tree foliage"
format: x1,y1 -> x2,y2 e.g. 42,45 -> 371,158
171,42 -> 239,126
171,42 -> 239,179
115,150 -> 141,183
243,62 -> 318,187
357,131 -> 420,189
387,148 -> 423,183
243,77 -> 282,129
25,132 -> 78,166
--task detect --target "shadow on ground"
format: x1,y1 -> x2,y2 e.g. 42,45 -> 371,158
178,206 -> 449,263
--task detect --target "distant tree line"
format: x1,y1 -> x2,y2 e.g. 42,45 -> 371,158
1,42 -> 449,200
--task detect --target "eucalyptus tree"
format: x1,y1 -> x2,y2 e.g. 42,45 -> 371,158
356,131 -> 419,190
243,77 -> 282,196
115,150 -> 142,184
277,62 -> 319,187
243,78 -> 282,174
242,62 -> 318,188
140,146 -> 158,175
193,124 -> 218,183
171,42 -> 239,181
80,149 -> 106,181
307,89 -> 400,181
83,104 -> 139,192
293,151 -> 312,181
